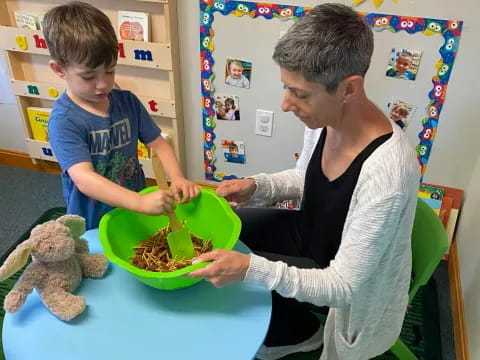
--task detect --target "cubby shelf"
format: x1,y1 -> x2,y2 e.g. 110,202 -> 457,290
0,26 -> 173,70
10,80 -> 177,118
25,138 -> 155,178
0,0 -> 185,177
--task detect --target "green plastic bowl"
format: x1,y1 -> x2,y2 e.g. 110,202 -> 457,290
99,187 -> 241,290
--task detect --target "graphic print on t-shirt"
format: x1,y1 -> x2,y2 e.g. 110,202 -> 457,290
89,118 -> 132,155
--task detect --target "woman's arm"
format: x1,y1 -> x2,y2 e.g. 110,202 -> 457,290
244,193 -> 407,307
250,127 -> 321,203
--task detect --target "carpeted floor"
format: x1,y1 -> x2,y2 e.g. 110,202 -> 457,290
0,165 -> 64,257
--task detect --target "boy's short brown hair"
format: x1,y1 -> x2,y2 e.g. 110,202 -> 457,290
42,1 -> 118,68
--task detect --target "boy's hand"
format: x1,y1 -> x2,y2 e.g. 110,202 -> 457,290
138,190 -> 176,215
169,176 -> 200,203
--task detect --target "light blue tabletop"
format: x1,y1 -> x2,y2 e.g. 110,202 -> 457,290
3,229 -> 272,360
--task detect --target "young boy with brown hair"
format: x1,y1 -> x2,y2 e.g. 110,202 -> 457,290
43,1 -> 199,229
386,51 -> 415,80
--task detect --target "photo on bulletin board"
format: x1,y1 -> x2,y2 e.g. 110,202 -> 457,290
225,59 -> 252,89
385,48 -> 422,81
386,99 -> 417,130
214,94 -> 240,120
222,140 -> 246,164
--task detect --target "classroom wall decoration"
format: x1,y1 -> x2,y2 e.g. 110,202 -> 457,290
225,58 -> 252,89
385,48 -> 422,81
200,0 -> 463,181
386,99 -> 417,130
215,94 -> 240,120
222,139 -> 246,164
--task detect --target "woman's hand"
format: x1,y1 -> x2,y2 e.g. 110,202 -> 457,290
187,250 -> 251,288
169,176 -> 200,203
216,178 -> 257,206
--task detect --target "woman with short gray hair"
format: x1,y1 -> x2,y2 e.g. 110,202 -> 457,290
189,4 -> 419,359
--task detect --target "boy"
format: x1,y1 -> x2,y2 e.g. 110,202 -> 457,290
43,2 -> 199,229
389,102 -> 410,129
386,51 -> 415,80
225,142 -> 244,164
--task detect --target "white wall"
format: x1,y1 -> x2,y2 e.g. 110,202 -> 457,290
177,0 -> 480,357
456,155 -> 480,356
0,51 -> 27,152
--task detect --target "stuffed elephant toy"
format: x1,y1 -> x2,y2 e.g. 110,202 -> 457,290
0,215 -> 108,321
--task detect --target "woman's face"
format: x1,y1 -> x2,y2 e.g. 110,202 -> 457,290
280,68 -> 342,129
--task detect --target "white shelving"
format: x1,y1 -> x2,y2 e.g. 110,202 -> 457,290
0,0 -> 185,178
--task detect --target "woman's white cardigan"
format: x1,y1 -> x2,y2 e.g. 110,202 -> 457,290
243,124 -> 420,359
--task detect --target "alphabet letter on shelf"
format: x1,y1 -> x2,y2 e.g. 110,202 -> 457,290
33,34 -> 47,49
15,35 -> 28,50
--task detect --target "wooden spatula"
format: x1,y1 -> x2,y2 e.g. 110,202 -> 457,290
150,150 -> 195,260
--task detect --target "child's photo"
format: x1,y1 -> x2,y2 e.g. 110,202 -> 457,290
385,48 -> 422,81
225,59 -> 251,89
222,140 -> 246,164
386,99 -> 416,130
214,95 -> 240,120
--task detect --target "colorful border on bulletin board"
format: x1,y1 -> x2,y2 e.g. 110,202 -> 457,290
199,0 -> 463,181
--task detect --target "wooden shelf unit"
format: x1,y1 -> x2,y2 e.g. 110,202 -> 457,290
0,0 -> 186,178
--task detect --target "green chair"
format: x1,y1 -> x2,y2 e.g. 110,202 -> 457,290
390,197 -> 449,359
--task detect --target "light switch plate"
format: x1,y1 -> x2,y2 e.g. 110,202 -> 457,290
255,109 -> 273,137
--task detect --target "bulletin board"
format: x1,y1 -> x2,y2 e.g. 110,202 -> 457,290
199,0 -> 463,181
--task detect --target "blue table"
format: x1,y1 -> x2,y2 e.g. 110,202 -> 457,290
3,229 -> 272,360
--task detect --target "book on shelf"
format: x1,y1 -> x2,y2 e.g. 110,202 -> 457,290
118,10 -> 150,42
14,11 -> 44,30
420,182 -> 464,260
38,14 -> 45,31
438,196 -> 453,229
26,107 -> 52,142
418,183 -> 444,215
138,142 -> 149,159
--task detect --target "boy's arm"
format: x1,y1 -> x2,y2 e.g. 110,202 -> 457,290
147,136 -> 200,203
147,136 -> 183,179
67,162 -> 175,215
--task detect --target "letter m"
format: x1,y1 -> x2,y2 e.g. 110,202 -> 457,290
134,49 -> 153,61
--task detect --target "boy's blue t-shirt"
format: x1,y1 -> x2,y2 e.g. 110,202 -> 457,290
48,89 -> 161,229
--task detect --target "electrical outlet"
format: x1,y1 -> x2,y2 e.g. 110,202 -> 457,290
255,110 -> 273,137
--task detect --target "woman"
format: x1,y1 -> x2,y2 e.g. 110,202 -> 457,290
189,4 -> 419,359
